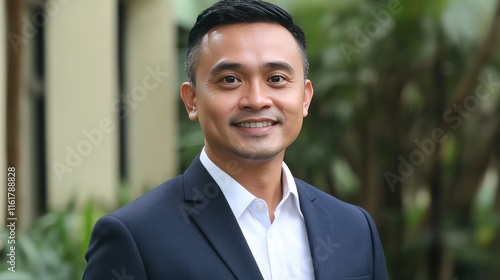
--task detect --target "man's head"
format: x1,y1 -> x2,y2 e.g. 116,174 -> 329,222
185,0 -> 309,85
180,0 -> 313,165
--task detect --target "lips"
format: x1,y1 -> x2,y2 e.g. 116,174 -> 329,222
234,121 -> 274,128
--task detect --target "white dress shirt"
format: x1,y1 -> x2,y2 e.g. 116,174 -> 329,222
200,148 -> 315,280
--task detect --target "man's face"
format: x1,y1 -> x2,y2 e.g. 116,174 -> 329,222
181,22 -> 313,164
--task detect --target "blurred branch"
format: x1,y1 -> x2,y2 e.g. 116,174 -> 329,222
429,51 -> 447,280
492,143 -> 500,279
338,133 -> 362,179
447,0 -> 500,113
449,125 -> 500,214
494,134 -> 500,214
324,169 -> 337,198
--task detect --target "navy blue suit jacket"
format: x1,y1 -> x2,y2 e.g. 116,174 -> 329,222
84,156 -> 388,279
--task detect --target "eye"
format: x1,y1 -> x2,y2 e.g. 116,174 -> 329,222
268,75 -> 285,83
223,75 -> 239,84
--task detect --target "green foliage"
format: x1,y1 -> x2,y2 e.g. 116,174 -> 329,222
0,203 -> 105,280
176,0 -> 500,279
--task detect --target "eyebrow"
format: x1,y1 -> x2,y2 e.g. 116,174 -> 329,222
208,61 -> 295,78
209,62 -> 243,78
262,61 -> 295,75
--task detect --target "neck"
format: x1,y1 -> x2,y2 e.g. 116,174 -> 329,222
207,150 -> 284,221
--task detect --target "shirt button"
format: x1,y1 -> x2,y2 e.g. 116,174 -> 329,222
256,202 -> 264,210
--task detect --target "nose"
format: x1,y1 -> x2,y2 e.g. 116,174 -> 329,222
239,82 -> 273,111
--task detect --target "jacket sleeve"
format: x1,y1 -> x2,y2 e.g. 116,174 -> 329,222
358,207 -> 389,280
83,215 -> 147,280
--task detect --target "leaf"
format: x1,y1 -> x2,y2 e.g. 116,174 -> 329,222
0,272 -> 34,280
441,0 -> 497,48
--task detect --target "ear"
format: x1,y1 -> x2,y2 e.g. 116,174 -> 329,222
180,82 -> 198,121
302,79 -> 314,117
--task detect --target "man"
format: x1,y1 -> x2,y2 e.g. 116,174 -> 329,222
84,1 -> 388,279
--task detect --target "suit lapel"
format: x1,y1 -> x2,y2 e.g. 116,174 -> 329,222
297,180 -> 337,280
182,156 -> 264,280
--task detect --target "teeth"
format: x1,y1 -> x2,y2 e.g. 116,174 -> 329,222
236,121 -> 273,128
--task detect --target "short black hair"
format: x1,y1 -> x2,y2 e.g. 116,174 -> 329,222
185,0 -> 309,85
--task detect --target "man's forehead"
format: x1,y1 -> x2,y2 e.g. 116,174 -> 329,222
194,22 -> 305,79
198,22 -> 300,58
202,22 -> 292,42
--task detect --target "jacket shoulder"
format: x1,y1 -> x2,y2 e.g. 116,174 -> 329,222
108,175 -> 184,225
295,178 -> 363,212
294,177 -> 380,231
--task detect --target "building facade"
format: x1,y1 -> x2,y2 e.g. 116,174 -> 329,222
1,0 -> 178,228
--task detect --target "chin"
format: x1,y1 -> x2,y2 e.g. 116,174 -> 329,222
234,147 -> 283,162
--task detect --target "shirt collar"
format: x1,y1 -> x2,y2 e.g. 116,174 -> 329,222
199,147 -> 304,219
200,148 -> 254,219
281,161 -> 304,219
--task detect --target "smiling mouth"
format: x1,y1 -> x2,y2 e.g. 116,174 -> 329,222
234,121 -> 276,128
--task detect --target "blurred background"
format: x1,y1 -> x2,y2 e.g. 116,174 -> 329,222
1,0 -> 499,279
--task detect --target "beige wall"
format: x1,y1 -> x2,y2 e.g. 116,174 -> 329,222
1,0 -> 178,220
46,0 -> 119,209
125,0 -> 178,197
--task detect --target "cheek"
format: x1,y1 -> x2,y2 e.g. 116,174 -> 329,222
283,98 -> 307,118
200,97 -> 231,124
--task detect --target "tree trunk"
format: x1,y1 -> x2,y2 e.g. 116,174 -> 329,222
446,0 -> 500,111
448,126 -> 500,216
428,50 -> 446,280
490,136 -> 500,279
381,72 -> 405,280
359,85 -> 382,218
